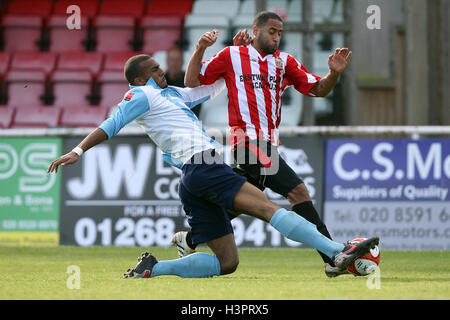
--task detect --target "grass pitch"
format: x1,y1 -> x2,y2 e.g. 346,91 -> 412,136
0,246 -> 449,300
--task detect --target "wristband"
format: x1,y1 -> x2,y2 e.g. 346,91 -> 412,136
72,146 -> 84,156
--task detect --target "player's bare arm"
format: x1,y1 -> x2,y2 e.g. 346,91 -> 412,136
310,48 -> 352,97
47,128 -> 108,173
184,29 -> 219,87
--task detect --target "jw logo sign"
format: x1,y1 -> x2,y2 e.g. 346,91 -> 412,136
63,142 -> 186,201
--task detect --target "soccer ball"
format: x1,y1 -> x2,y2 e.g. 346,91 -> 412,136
346,237 -> 381,276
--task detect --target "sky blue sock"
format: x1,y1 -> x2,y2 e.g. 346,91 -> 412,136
270,208 -> 344,258
150,252 -> 221,278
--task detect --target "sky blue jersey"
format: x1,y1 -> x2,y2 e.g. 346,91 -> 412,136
99,77 -> 226,168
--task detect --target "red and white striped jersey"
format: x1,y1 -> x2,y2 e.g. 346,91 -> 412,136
199,44 -> 321,147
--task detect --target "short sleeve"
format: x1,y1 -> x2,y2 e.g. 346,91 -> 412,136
284,55 -> 321,96
98,87 -> 150,139
199,47 -> 230,85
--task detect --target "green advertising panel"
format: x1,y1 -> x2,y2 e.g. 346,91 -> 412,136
0,137 -> 61,246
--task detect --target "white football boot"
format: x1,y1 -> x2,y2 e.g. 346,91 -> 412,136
171,231 -> 196,258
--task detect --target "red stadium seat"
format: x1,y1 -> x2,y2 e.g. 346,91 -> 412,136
140,15 -> 183,28
0,53 -> 11,76
103,52 -> 137,71
11,107 -> 61,128
60,106 -> 109,127
99,0 -> 146,18
56,52 -> 104,76
4,70 -> 47,107
5,0 -> 53,18
97,70 -> 130,107
47,15 -> 90,52
98,70 -> 128,83
145,0 -> 193,17
10,52 -> 57,75
93,15 -> 136,52
141,16 -> 182,53
53,0 -> 100,19
2,15 -> 43,52
50,70 -> 93,107
0,107 -> 16,128
99,83 -> 130,107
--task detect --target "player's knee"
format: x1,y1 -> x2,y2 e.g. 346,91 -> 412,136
220,256 -> 239,275
288,183 -> 311,205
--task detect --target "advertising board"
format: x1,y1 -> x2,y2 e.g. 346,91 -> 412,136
0,138 -> 61,246
323,139 -> 450,250
60,135 -> 325,247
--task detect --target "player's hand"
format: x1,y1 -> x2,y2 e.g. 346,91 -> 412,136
328,48 -> 352,74
197,29 -> 219,50
47,152 -> 79,174
233,29 -> 252,46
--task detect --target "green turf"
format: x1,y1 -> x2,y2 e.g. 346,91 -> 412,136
0,246 -> 449,300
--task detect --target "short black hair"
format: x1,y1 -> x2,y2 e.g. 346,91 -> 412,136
124,54 -> 151,85
253,11 -> 283,27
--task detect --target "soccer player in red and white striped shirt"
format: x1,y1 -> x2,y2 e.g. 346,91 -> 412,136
180,11 -> 352,277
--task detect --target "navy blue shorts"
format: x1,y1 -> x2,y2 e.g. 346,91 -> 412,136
232,140 -> 303,198
179,150 -> 247,246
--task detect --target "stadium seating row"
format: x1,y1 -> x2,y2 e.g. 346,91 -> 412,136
0,105 -> 109,128
1,14 -> 184,53
1,0 -> 193,18
0,0 -> 343,128
1,1 -> 188,52
0,0 -> 309,54
0,51 -> 136,108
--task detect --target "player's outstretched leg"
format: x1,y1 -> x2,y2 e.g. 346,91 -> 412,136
233,182 -> 379,269
171,225 -> 351,276
123,251 -> 221,279
269,207 -> 379,270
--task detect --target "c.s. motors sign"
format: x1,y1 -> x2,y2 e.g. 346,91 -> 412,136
324,139 -> 450,250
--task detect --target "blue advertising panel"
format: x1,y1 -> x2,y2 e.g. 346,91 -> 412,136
324,139 -> 450,250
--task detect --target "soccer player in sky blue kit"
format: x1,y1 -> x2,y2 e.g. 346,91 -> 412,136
47,54 -> 378,279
